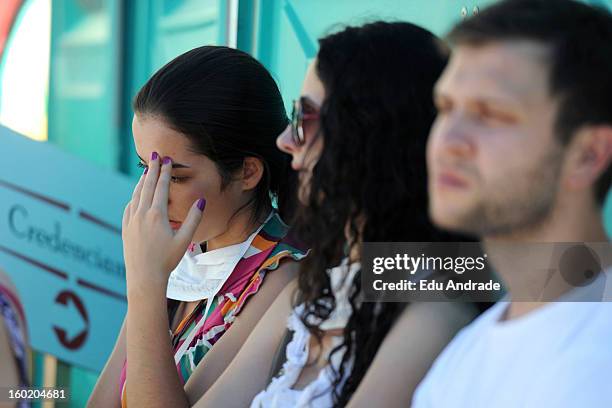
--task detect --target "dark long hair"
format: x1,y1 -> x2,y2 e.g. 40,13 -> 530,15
292,22 -> 467,406
133,46 -> 296,222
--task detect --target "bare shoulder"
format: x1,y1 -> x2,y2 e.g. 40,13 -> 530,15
396,301 -> 478,339
257,268 -> 298,315
271,258 -> 301,277
344,302 -> 478,407
243,268 -> 298,328
401,301 -> 478,326
251,258 -> 300,302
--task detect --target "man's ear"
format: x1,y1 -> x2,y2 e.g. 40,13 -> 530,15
241,157 -> 265,191
563,126 -> 612,194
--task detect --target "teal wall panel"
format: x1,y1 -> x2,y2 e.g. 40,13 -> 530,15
48,0 -> 229,176
48,0 -> 122,169
44,3 -> 125,402
251,0 -> 498,115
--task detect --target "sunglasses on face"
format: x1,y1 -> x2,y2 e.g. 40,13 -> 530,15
291,97 -> 320,146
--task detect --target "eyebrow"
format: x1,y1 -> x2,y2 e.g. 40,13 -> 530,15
434,89 -> 520,109
137,154 -> 190,169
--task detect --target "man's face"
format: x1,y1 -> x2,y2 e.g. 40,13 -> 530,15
428,41 -> 566,237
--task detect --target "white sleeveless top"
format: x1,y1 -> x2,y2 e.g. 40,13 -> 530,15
250,259 -> 360,408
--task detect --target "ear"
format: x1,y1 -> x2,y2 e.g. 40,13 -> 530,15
563,126 -> 612,194
241,157 -> 265,192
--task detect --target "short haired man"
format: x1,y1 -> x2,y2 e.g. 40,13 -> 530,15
413,0 -> 612,406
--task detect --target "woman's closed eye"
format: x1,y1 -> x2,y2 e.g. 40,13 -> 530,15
136,161 -> 190,183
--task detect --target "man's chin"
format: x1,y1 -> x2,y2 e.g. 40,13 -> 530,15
430,206 -> 480,235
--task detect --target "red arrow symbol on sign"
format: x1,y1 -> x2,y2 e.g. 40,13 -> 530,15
52,290 -> 89,350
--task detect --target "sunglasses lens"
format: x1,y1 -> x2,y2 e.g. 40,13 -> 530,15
291,100 -> 304,145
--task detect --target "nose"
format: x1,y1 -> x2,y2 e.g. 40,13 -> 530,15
431,112 -> 476,159
276,125 -> 297,154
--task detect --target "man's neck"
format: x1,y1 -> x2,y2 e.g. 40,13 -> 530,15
484,205 -> 609,321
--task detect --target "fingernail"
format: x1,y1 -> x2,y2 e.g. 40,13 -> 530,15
163,156 -> 172,165
144,167 -> 148,175
151,151 -> 158,161
197,198 -> 206,211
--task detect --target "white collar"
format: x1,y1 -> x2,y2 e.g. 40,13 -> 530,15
166,211 -> 273,302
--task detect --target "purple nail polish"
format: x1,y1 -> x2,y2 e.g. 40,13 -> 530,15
163,156 -> 172,165
144,167 -> 148,175
151,151 -> 158,161
197,198 -> 206,211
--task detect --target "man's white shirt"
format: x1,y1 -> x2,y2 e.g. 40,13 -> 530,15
412,267 -> 612,408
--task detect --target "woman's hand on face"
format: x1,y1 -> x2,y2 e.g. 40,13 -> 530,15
122,152 -> 206,295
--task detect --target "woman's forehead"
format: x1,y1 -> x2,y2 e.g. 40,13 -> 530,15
132,114 -> 196,162
301,60 -> 326,107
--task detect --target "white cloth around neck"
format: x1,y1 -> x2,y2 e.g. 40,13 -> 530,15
166,212 -> 273,302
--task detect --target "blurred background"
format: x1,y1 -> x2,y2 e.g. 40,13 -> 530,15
1,0 -> 611,406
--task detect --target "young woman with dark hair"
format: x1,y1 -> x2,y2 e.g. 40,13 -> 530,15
87,46 -> 306,408
178,21 -> 479,408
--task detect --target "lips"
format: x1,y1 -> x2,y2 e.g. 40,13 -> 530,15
169,220 -> 182,230
436,170 -> 470,189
